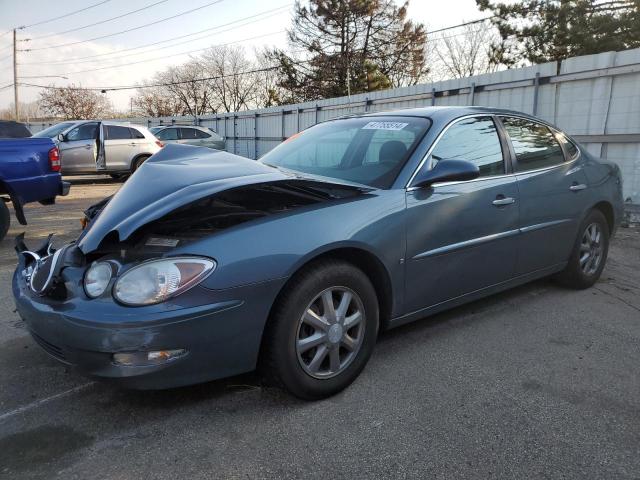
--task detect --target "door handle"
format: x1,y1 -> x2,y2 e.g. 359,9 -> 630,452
569,183 -> 587,192
492,196 -> 515,206
129,142 -> 137,146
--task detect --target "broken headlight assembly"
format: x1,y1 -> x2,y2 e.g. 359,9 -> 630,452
112,257 -> 216,306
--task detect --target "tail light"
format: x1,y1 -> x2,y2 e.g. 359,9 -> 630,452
49,146 -> 61,172
155,140 -> 164,148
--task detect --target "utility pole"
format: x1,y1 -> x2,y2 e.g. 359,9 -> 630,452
13,28 -> 19,121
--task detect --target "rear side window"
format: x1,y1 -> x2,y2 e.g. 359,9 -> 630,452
430,117 -> 505,177
179,128 -> 198,139
105,126 -> 132,140
129,128 -> 145,139
501,117 -> 565,172
194,129 -> 210,139
156,128 -> 178,140
556,131 -> 579,160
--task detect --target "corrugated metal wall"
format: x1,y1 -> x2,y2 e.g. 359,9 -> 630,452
28,48 -> 640,205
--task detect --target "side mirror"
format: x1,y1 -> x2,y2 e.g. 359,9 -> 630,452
57,133 -> 65,142
412,159 -> 479,188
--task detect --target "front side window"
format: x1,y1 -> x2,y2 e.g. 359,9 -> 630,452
66,122 -> 98,141
430,117 -> 504,177
260,116 -> 430,188
501,117 -> 565,172
156,128 -> 178,140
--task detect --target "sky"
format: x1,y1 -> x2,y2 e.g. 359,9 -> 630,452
0,0 -> 484,113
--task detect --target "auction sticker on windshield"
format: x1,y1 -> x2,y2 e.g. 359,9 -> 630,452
362,121 -> 409,130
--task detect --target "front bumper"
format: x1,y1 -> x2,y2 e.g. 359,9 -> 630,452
13,268 -> 284,389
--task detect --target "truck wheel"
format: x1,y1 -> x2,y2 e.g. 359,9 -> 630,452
261,260 -> 379,400
0,201 -> 10,241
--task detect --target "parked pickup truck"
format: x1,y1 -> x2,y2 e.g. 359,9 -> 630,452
0,138 -> 70,240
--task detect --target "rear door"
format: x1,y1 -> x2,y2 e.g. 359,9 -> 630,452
59,122 -> 99,174
499,116 -> 588,274
404,116 -> 520,313
155,127 -> 179,145
104,125 -> 136,171
178,127 -> 200,146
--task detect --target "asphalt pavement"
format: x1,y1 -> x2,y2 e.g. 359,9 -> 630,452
0,180 -> 638,479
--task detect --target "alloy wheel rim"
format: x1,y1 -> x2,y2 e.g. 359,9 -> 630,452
579,222 -> 604,275
295,287 -> 365,379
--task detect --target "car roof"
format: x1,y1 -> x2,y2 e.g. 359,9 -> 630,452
362,106 -> 550,126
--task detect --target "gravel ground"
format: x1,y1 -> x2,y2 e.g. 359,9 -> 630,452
0,180 -> 638,480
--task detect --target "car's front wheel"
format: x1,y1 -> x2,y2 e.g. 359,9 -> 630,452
556,209 -> 610,289
262,260 -> 379,400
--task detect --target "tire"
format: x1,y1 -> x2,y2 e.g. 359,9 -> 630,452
555,209 -> 609,289
0,201 -> 10,242
261,259 -> 379,400
131,155 -> 150,173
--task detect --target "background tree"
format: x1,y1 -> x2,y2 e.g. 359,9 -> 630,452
267,0 -> 428,102
133,83 -> 185,117
39,84 -> 111,119
477,0 -> 640,68
432,22 -> 498,79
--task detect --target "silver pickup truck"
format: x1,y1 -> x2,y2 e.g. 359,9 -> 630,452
34,121 -> 162,176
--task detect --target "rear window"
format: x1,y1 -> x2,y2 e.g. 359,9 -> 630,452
0,121 -> 31,138
260,116 -> 430,188
194,129 -> 210,139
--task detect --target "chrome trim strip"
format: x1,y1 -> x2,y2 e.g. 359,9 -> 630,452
406,172 -> 516,191
519,219 -> 572,233
413,229 -> 520,259
413,218 -> 574,260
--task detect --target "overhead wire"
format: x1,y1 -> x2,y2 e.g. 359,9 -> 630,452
19,0 -> 113,30
24,0 -> 225,51
19,4 -> 292,66
26,0 -> 170,41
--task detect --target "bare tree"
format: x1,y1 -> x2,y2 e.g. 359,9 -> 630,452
199,45 -> 260,113
133,83 -> 185,117
39,84 -> 111,119
432,22 -> 498,79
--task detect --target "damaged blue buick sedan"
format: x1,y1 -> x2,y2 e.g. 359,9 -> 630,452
13,107 -> 624,399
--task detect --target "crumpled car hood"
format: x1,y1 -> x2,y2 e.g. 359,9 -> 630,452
77,144 -> 367,253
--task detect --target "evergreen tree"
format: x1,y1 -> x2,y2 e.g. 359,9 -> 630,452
268,0 -> 428,102
477,0 -> 640,68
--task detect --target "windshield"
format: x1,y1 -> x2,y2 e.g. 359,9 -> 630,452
260,116 -> 430,189
33,122 -> 77,138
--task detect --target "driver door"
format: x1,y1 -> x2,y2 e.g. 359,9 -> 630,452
59,122 -> 99,174
404,116 -> 520,313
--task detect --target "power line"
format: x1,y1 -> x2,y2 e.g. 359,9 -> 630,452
0,83 -> 14,91
27,0 -> 170,42
24,0 -> 225,51
426,16 -> 495,35
19,4 -> 292,66
19,60 -> 310,92
22,30 -> 285,76
19,0 -> 112,30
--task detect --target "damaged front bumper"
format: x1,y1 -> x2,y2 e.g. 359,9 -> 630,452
12,251 -> 285,390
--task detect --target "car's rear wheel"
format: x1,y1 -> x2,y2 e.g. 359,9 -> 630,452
0,200 -> 10,241
556,209 -> 609,289
131,155 -> 150,173
262,260 -> 379,400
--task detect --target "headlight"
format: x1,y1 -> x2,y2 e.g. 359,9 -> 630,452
113,257 -> 215,306
84,262 -> 113,298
